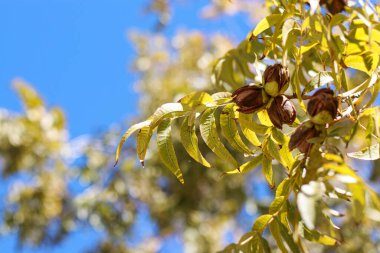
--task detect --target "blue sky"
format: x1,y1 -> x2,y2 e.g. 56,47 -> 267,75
0,0 -> 252,252
0,0 -> 250,138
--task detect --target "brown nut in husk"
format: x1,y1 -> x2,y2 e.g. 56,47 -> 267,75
307,88 -> 338,125
232,84 -> 267,114
289,121 -> 320,153
263,64 -> 290,97
268,95 -> 296,129
320,0 -> 347,14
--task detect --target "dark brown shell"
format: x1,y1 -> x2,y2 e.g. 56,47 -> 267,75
268,95 -> 296,129
289,122 -> 319,153
232,85 -> 266,114
307,88 -> 338,119
263,64 -> 289,92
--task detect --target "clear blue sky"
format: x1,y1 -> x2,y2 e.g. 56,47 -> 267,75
0,0 -> 250,138
0,0 -> 252,252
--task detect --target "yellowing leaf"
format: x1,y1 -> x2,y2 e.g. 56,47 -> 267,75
349,183 -> 365,222
300,224 -> 340,246
269,222 -> 288,253
300,42 -> 318,54
262,156 -> 274,188
157,119 -> 184,184
220,104 -> 253,155
275,218 -> 300,253
251,14 -> 283,37
257,110 -> 273,127
238,112 -> 268,135
151,103 -> 186,128
252,214 -> 273,233
180,117 -> 211,168
224,153 -> 263,175
347,143 -> 380,160
200,108 -> 239,168
344,52 -> 379,75
178,91 -> 214,108
115,120 -> 152,166
269,196 -> 286,215
137,125 -> 153,166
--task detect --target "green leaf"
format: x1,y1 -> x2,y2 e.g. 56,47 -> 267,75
266,136 -> 282,163
299,224 -> 340,246
262,156 -> 274,188
239,232 -> 260,252
180,116 -> 211,168
238,112 -> 268,135
257,110 -> 273,127
300,42 -> 318,54
224,153 -> 263,175
251,14 -> 283,37
282,19 -> 299,46
151,103 -> 187,128
344,52 -> 380,75
276,178 -> 292,197
275,218 -> 301,253
178,92 -> 214,108
252,214 -> 273,233
339,73 -> 378,97
137,125 -> 153,167
115,120 -> 152,166
200,108 -> 239,168
269,196 -> 286,215
308,72 -> 334,89
347,143 -> 380,160
269,222 -> 288,253
241,125 -> 261,147
279,144 -> 294,170
349,183 -> 365,222
259,237 -> 271,253
271,128 -> 286,145
157,119 -> 184,184
220,104 -> 253,155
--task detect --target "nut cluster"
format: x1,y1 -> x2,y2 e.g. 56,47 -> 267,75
232,64 -> 296,129
232,63 -> 340,154
289,88 -> 339,154
319,0 -> 347,14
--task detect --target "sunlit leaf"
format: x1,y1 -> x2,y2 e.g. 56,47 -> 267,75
180,116 -> 211,167
137,125 -> 153,166
220,104 -> 253,155
252,214 -> 273,233
269,222 -> 288,253
344,52 -> 379,75
178,91 -> 214,108
151,103 -> 186,128
224,153 -> 263,175
200,107 -> 239,168
347,143 -> 380,160
251,14 -> 283,37
115,120 -> 152,166
262,156 -> 274,188
238,112 -> 268,135
299,224 -> 340,246
257,110 -> 273,127
308,72 -> 334,88
269,196 -> 286,215
275,218 -> 300,253
157,119 -> 184,184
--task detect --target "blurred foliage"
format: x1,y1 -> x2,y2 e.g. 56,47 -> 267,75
1,0 -> 380,253
118,0 -> 380,252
